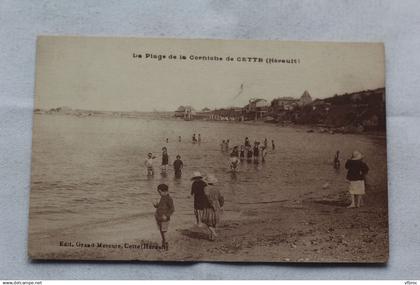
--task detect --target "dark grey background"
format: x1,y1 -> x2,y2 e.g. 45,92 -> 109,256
1,0 -> 419,279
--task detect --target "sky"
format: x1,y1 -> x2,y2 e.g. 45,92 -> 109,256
35,36 -> 385,112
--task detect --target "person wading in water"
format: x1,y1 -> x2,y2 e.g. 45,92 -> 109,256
161,147 -> 169,174
173,154 -> 184,178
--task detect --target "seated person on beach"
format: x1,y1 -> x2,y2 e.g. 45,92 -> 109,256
220,140 -> 226,152
229,154 -> 240,172
161,147 -> 169,174
153,184 -> 175,249
192,133 -> 197,143
144,153 -> 156,176
173,155 -> 184,178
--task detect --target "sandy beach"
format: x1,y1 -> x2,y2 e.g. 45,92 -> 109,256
29,114 -> 388,262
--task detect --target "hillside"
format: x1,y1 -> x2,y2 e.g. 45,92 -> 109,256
289,88 -> 386,132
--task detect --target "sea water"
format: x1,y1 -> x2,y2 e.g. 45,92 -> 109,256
29,114 -> 387,242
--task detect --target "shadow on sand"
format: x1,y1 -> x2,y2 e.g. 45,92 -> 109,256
178,229 -> 209,241
312,199 -> 348,207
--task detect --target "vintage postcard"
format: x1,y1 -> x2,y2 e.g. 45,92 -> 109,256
29,36 -> 388,262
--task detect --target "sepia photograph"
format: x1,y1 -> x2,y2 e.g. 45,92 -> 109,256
28,36 -> 387,262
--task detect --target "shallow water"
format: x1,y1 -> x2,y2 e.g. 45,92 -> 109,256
29,114 -> 387,240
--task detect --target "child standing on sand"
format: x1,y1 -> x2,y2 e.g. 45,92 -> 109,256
153,184 -> 175,249
144,153 -> 156,176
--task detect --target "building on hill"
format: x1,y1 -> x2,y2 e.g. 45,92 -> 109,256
174,106 -> 186,117
271,97 -> 298,111
271,91 -> 312,112
244,98 -> 270,120
299,90 -> 312,106
195,107 -> 213,120
210,107 -> 244,121
174,105 -> 195,120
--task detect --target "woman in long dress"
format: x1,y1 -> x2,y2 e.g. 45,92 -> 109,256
345,150 -> 369,208
202,174 -> 224,241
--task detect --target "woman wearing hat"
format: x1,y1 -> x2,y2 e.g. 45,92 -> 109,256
345,150 -> 369,208
202,174 -> 224,241
190,171 -> 210,226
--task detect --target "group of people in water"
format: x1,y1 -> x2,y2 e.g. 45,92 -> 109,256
148,133 -> 370,249
144,135 -> 276,178
222,137 -> 275,172
144,134 -> 205,178
144,147 -> 184,178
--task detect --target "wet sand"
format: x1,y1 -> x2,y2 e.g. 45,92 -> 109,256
29,189 -> 388,263
29,114 -> 388,262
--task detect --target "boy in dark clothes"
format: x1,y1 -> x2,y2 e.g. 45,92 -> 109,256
153,184 -> 175,249
173,155 -> 184,178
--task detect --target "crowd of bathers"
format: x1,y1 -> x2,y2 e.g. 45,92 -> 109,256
144,135 -> 277,177
221,137 -> 275,172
